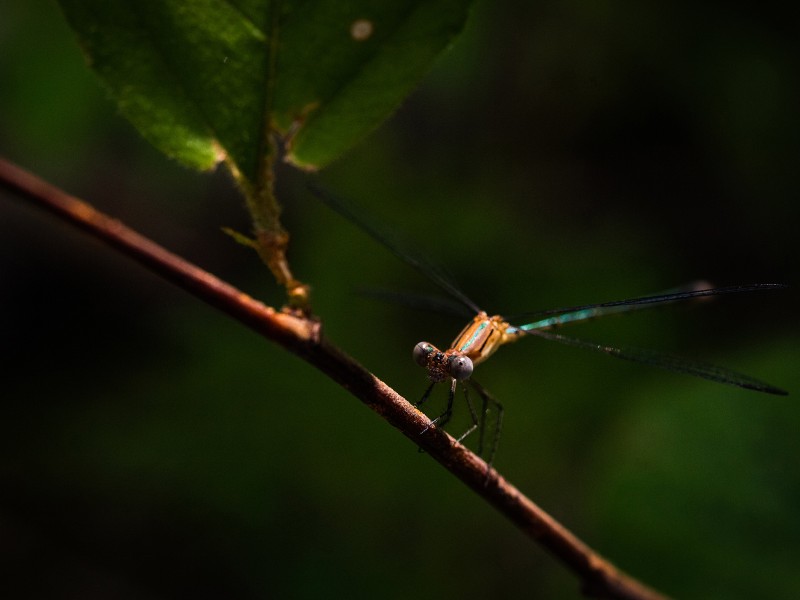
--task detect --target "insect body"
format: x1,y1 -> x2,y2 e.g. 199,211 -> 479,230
309,184 -> 787,466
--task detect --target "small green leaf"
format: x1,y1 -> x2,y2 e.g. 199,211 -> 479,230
57,0 -> 473,180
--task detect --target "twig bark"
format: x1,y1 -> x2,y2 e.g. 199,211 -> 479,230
0,156 -> 668,600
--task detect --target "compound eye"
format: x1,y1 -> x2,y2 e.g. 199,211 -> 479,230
413,342 -> 435,367
448,354 -> 473,381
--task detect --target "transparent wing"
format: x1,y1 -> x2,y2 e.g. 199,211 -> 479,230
308,183 -> 482,314
526,328 -> 787,395
513,284 -> 787,332
358,287 -> 474,319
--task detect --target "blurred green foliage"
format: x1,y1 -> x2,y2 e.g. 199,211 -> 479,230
1,1 -> 798,599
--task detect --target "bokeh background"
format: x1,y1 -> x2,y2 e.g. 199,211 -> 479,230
2,1 -> 798,598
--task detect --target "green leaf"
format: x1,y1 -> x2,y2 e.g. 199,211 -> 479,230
57,0 -> 269,185
272,1 -> 474,168
56,0 -> 474,182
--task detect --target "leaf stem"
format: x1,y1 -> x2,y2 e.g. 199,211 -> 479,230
0,157 -> 668,600
233,142 -> 310,309
231,0 -> 310,310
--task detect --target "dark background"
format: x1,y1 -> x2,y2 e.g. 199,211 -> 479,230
1,1 -> 798,598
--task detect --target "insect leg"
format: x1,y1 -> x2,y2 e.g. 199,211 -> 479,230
467,379 -> 504,471
455,382 -> 479,448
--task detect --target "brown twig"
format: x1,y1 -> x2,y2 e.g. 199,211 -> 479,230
0,157 -> 668,600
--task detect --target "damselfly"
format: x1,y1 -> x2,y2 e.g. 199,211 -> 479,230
309,185 -> 787,465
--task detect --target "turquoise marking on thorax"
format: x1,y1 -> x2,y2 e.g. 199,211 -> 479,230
459,320 -> 489,352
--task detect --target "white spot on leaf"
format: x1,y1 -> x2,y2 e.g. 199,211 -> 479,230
350,19 -> 373,41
